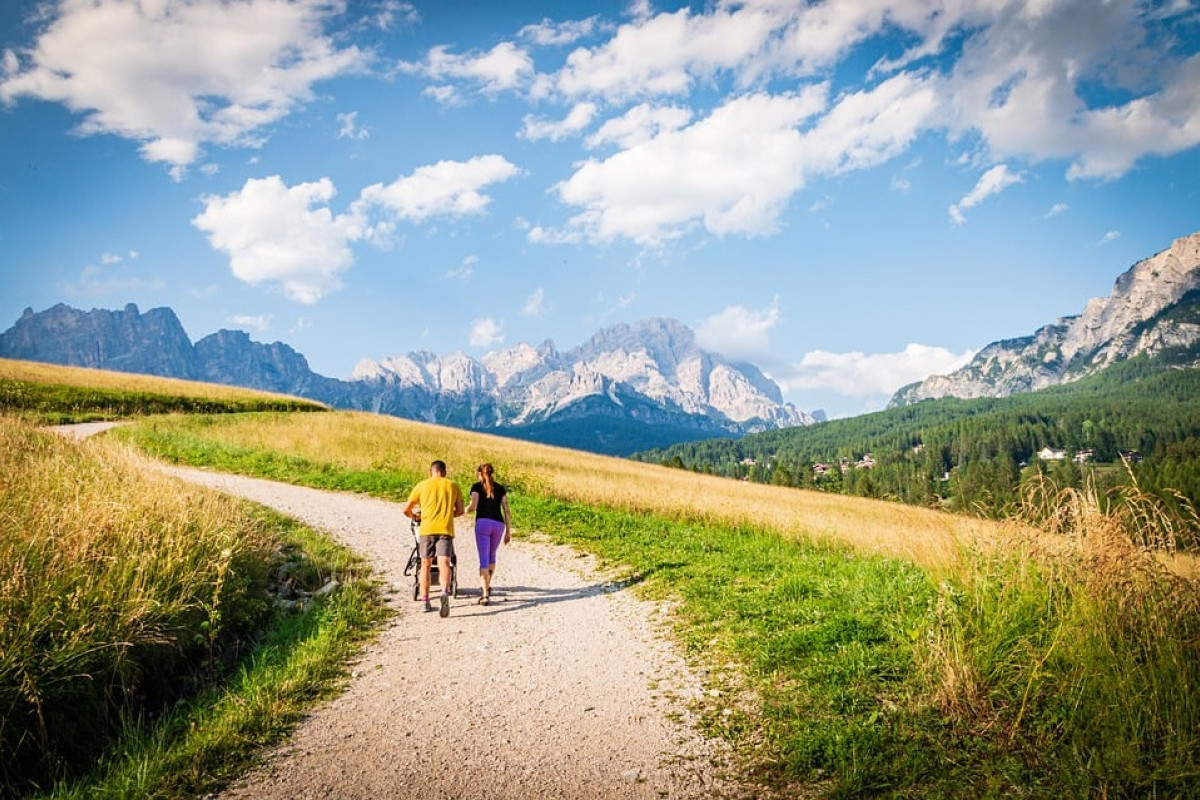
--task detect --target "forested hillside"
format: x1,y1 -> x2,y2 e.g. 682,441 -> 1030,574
635,345 -> 1200,519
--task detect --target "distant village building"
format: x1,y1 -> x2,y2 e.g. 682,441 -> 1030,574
812,462 -> 831,476
740,457 -> 757,466
1119,450 -> 1144,463
1073,449 -> 1095,463
1038,447 -> 1066,461
855,453 -> 876,469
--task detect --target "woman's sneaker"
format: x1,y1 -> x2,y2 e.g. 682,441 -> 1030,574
439,592 -> 450,618
422,599 -> 434,613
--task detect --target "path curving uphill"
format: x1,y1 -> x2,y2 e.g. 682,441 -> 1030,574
149,464 -> 735,800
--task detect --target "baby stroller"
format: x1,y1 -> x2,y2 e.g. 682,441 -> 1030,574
402,513 -> 458,600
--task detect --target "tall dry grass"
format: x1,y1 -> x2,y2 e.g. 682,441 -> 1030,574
134,410 -> 1001,573
927,474 -> 1200,793
0,416 -> 279,788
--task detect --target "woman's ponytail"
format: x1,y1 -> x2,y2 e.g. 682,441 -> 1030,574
478,463 -> 496,499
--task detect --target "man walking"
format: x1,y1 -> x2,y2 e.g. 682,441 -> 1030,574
402,460 -> 464,617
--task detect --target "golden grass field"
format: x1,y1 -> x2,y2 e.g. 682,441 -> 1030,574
0,357 -> 326,407
156,410 -> 1007,574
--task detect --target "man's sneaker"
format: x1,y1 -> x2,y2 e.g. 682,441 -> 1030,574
439,592 -> 450,618
422,599 -> 434,613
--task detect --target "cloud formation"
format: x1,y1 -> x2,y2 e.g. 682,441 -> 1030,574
410,0 -> 1200,246
0,0 -> 366,173
194,157 -> 522,302
782,343 -> 977,398
469,316 -> 504,347
521,287 -> 546,318
228,313 -> 271,332
357,155 -> 522,222
695,301 -> 780,362
192,175 -> 364,304
949,164 -> 1023,224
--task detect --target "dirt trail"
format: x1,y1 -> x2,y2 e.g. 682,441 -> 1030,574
145,463 -> 736,800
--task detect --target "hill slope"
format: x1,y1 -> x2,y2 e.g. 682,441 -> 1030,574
0,305 -> 810,454
891,230 -> 1200,406
638,343 -> 1200,515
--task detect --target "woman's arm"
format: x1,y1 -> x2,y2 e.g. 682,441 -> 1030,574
501,495 -> 512,543
465,490 -> 480,514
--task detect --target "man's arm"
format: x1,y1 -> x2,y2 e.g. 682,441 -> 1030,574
453,487 -> 465,517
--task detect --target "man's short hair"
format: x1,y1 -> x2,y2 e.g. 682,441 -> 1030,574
430,460 -> 447,476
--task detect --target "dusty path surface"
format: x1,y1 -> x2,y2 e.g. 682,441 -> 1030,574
148,463 -> 736,800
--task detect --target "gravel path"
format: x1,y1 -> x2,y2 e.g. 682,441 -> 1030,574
151,463 -> 736,800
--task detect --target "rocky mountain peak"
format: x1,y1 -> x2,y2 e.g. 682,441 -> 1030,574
891,229 -> 1200,407
1,304 -> 812,453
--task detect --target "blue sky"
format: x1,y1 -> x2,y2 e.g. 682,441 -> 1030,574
2,0 -> 1199,419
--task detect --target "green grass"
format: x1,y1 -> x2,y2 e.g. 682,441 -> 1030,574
111,414 -> 1200,799
39,519 -> 387,800
103,418 -> 1022,796
1,418 -> 387,799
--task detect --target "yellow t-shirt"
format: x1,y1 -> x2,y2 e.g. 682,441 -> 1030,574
407,476 -> 462,536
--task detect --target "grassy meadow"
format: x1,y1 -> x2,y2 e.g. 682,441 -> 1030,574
114,410 -> 1200,799
0,415 -> 385,798
0,357 -> 327,423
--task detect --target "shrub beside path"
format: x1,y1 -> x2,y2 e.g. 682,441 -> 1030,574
153,463 -> 735,800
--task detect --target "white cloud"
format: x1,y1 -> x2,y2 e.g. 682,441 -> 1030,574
520,102 -> 597,142
526,225 -> 583,245
941,0 -> 1200,180
551,3 -> 789,102
949,164 -> 1023,225
100,252 -> 123,265
1098,230 -> 1122,246
62,264 -> 165,297
545,74 -> 937,245
1044,202 -> 1069,219
0,0 -> 366,170
401,42 -> 533,96
356,155 -> 522,222
192,175 -> 365,304
228,313 -> 271,333
422,85 -> 460,105
519,17 -> 599,47
337,111 -> 369,140
446,255 -> 478,280
469,316 -> 504,347
370,1 -> 418,31
521,287 -> 545,317
695,301 -> 780,361
781,343 -> 977,398
395,0 -> 1196,197
584,103 -> 691,149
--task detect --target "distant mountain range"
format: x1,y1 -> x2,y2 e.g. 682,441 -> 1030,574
890,230 -> 1200,407
0,305 -> 812,454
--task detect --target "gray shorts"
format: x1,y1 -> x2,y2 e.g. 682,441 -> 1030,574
418,534 -> 455,559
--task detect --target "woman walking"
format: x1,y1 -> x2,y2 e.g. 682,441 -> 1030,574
465,463 -> 511,605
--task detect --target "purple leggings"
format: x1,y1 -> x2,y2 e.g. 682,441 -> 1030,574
474,518 -> 505,570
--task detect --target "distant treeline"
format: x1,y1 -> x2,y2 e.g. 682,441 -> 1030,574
634,347 -> 1200,520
